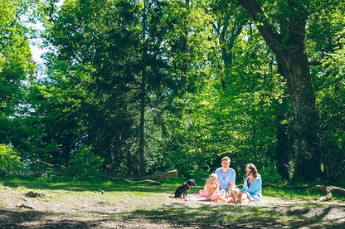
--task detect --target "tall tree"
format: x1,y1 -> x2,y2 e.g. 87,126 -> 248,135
209,0 -> 248,91
236,0 -> 327,181
0,0 -> 35,144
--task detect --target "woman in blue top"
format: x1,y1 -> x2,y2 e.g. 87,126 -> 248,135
238,163 -> 262,204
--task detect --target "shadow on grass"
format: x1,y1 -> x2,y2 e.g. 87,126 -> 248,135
117,202 -> 345,229
1,203 -> 345,228
0,209 -> 100,229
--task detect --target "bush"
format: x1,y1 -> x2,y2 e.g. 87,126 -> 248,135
0,144 -> 22,175
67,145 -> 104,178
177,164 -> 208,186
260,166 -> 283,184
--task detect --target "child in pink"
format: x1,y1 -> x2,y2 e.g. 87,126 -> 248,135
204,173 -> 229,203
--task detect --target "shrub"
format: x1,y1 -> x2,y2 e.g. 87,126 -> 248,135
67,145 -> 104,178
260,166 -> 283,184
0,144 -> 22,175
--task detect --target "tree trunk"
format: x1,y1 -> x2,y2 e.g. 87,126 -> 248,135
281,52 -> 321,181
102,170 -> 178,185
238,0 -> 322,181
143,169 -> 178,180
139,0 -> 148,176
316,185 -> 345,201
275,111 -> 290,179
275,63 -> 290,179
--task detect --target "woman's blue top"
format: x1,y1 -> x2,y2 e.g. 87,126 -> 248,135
240,176 -> 262,202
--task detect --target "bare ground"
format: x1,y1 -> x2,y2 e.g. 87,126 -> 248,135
1,185 -> 345,229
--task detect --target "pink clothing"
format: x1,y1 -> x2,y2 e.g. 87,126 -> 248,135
204,184 -> 217,197
198,189 -> 206,197
204,184 -> 225,201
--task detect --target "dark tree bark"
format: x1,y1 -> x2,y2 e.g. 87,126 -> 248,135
275,109 -> 290,179
139,0 -> 148,176
238,0 -> 322,181
275,62 -> 290,179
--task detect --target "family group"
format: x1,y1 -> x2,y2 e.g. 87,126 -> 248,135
202,156 -> 262,204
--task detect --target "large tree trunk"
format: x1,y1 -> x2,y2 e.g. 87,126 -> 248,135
280,52 -> 321,181
275,63 -> 290,179
238,0 -> 322,181
139,0 -> 148,176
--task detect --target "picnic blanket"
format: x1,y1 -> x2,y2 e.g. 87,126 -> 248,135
169,190 -> 208,201
187,194 -> 207,201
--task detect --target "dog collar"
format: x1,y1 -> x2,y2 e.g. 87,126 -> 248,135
185,182 -> 190,188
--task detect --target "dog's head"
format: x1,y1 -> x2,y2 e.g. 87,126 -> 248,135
187,179 -> 196,187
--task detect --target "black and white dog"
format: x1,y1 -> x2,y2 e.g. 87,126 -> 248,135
174,179 -> 197,197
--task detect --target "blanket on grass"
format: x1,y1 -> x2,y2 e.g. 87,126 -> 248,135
169,190 -> 208,201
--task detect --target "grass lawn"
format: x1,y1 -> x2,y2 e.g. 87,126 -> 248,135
0,176 -> 344,228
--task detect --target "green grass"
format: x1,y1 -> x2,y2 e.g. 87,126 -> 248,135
263,185 -> 345,200
3,175 -> 344,200
0,175 -> 185,193
2,175 -> 340,199
1,175 -> 345,228
263,186 -> 320,199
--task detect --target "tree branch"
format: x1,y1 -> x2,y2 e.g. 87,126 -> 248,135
237,0 -> 282,55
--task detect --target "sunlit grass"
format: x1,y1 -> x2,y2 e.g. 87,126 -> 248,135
2,175 -> 344,202
263,186 -> 324,199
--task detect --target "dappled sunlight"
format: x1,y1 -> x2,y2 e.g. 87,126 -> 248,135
1,180 -> 345,228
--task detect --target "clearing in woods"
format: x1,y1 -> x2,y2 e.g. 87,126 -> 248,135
0,177 -> 345,228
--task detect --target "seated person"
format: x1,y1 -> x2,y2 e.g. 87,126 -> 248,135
237,163 -> 262,204
215,156 -> 240,202
204,173 -> 228,203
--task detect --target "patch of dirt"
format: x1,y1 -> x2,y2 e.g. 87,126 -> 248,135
0,185 -> 345,228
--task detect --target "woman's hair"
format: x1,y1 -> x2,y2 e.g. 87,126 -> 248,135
204,173 -> 218,188
246,163 -> 261,178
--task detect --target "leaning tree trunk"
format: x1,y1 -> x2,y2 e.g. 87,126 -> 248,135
238,0 -> 322,181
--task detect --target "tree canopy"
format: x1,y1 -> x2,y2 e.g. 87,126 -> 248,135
1,0 -> 345,182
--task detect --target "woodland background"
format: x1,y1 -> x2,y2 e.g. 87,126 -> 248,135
1,0 -> 345,184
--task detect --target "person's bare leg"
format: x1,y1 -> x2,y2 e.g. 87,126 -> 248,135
217,195 -> 229,203
233,188 -> 239,197
230,191 -> 238,203
238,192 -> 243,203
238,192 -> 251,204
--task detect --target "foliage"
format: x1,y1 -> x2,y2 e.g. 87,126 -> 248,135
316,26 -> 345,181
67,145 -> 104,178
0,0 -> 35,145
0,144 -> 22,175
1,0 -> 345,183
